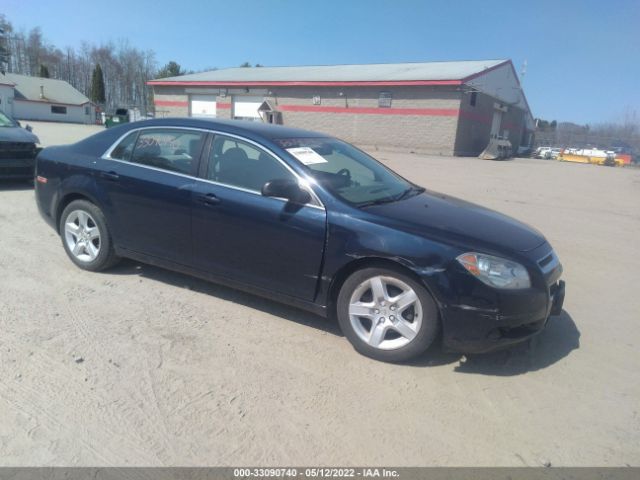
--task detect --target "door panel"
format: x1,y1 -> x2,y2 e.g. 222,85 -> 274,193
95,128 -> 207,265
191,181 -> 326,301
95,159 -> 194,264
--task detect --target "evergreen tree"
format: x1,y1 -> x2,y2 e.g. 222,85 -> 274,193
39,64 -> 50,78
156,61 -> 184,78
90,63 -> 106,104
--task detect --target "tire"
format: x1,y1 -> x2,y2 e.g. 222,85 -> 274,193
336,267 -> 439,362
59,200 -> 120,271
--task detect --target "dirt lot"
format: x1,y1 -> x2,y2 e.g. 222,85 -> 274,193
1,122 -> 639,467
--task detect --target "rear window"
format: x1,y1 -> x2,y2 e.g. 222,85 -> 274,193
130,129 -> 206,175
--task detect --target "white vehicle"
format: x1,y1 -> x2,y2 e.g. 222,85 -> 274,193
534,147 -> 552,159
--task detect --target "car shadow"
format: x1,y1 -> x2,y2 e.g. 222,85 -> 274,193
106,259 -> 343,337
103,260 -> 579,373
0,179 -> 34,191
410,310 -> 579,375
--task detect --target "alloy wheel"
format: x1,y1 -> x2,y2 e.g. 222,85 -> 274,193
348,275 -> 423,350
64,210 -> 101,262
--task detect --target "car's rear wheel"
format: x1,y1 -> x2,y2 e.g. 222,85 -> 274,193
336,267 -> 439,362
59,200 -> 119,271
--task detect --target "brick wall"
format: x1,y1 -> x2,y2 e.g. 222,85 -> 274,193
152,86 -> 189,117
153,85 -> 463,155
265,86 -> 462,155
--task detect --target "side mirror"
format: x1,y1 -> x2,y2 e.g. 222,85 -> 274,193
25,124 -> 33,132
261,178 -> 311,204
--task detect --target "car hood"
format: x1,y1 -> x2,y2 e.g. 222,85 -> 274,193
0,126 -> 40,144
363,189 -> 546,253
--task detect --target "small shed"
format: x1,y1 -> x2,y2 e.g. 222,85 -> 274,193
0,72 -> 96,124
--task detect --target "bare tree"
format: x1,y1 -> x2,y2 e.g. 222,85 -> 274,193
0,15 -> 159,114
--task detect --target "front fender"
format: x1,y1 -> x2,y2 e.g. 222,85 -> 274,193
317,210 -> 457,307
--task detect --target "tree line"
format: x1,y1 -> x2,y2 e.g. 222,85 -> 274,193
0,14 -> 167,114
535,109 -> 640,154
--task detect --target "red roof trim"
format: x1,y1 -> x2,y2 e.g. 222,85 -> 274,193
147,79 -> 463,87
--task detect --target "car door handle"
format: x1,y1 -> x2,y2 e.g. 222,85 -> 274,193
99,171 -> 119,181
196,193 -> 221,206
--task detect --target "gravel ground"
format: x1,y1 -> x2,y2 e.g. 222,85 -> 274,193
0,122 -> 639,466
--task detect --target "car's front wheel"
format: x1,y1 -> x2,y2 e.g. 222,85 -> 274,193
59,200 -> 120,271
336,267 -> 439,362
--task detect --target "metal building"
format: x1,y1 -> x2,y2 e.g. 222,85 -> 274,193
148,59 -> 534,156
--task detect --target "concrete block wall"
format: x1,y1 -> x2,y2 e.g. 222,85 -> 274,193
153,86 -> 189,117
266,86 -> 462,155
455,91 -> 494,156
153,85 -> 463,155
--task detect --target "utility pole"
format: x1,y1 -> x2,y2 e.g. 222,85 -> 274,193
520,60 -> 527,85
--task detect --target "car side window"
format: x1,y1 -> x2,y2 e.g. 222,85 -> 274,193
207,135 -> 294,192
129,129 -> 206,175
110,132 -> 137,161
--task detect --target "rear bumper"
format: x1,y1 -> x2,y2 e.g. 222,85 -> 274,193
441,280 -> 566,354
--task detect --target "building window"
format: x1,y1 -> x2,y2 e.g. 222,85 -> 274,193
312,95 -> 321,105
378,92 -> 392,108
85,106 -> 90,115
470,91 -> 477,107
51,105 -> 67,114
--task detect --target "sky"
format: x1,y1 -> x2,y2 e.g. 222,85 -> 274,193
3,0 -> 639,125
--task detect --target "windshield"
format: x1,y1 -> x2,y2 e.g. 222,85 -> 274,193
0,111 -> 18,127
275,137 -> 419,206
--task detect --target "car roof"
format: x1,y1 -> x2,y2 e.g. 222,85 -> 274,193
126,117 -> 326,141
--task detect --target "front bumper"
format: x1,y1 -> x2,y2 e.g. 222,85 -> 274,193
0,157 -> 36,179
441,280 -> 565,353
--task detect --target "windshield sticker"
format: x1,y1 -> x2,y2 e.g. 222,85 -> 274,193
286,147 -> 328,165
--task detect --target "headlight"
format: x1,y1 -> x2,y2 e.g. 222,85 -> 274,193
456,252 -> 531,289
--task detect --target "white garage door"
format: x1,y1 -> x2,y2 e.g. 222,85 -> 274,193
190,95 -> 216,118
232,96 -> 263,121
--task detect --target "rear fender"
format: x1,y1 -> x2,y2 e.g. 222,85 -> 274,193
56,173 -> 114,233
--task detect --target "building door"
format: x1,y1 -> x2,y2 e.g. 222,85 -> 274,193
232,96 -> 263,121
190,95 -> 217,118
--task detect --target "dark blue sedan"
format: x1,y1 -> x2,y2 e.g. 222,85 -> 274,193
35,118 -> 565,362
